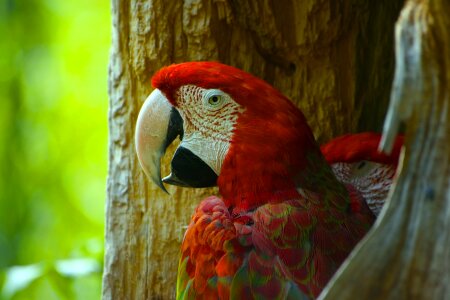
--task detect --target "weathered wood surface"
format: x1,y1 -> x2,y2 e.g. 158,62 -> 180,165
103,0 -> 402,298
320,0 -> 450,298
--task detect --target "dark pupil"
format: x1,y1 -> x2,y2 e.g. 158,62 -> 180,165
211,96 -> 218,103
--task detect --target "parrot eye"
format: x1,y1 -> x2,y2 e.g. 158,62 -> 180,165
203,89 -> 226,109
208,95 -> 221,105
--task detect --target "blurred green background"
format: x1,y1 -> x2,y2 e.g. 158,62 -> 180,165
0,0 -> 109,299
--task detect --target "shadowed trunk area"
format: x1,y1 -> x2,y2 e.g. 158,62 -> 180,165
320,0 -> 450,298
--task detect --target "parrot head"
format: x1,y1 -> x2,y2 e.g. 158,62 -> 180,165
135,62 -> 325,210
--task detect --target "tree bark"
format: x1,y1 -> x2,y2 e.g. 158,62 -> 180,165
103,0 -> 402,298
320,0 -> 450,299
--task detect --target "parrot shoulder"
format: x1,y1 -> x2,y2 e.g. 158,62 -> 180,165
177,196 -> 239,299
245,193 -> 371,298
177,191 -> 370,299
177,196 -> 312,299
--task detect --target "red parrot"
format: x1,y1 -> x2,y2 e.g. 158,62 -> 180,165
321,132 -> 403,216
135,62 -> 403,299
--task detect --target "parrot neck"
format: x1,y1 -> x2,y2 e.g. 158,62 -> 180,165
218,112 -> 348,212
218,150 -> 346,212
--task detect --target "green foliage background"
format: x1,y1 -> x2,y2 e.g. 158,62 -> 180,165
0,0 -> 109,298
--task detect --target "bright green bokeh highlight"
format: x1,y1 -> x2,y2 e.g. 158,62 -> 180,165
0,0 -> 109,298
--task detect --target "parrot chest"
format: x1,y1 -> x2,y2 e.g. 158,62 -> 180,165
177,193 -> 373,299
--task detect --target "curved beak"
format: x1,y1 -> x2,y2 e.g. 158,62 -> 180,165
135,88 -> 218,192
135,89 -> 183,193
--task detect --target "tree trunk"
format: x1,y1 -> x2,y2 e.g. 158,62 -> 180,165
320,0 -> 450,299
103,0 -> 403,298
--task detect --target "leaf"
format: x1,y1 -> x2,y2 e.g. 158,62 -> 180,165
54,258 -> 101,278
1,263 -> 45,298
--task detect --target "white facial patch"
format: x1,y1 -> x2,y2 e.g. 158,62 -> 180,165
176,85 -> 244,175
330,161 -> 397,216
180,133 -> 230,175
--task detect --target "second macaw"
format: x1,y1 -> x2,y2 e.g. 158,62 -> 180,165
135,62 -> 403,299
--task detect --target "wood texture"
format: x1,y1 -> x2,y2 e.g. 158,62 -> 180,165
103,0 -> 402,298
320,0 -> 450,298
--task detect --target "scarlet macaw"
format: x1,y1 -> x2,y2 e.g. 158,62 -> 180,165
135,62 -> 402,299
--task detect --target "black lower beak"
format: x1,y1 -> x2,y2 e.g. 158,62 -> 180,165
163,146 -> 218,188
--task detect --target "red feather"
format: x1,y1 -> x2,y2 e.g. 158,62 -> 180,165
320,132 -> 404,165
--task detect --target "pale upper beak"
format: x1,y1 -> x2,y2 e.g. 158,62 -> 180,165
135,89 -> 217,192
135,89 -> 181,192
